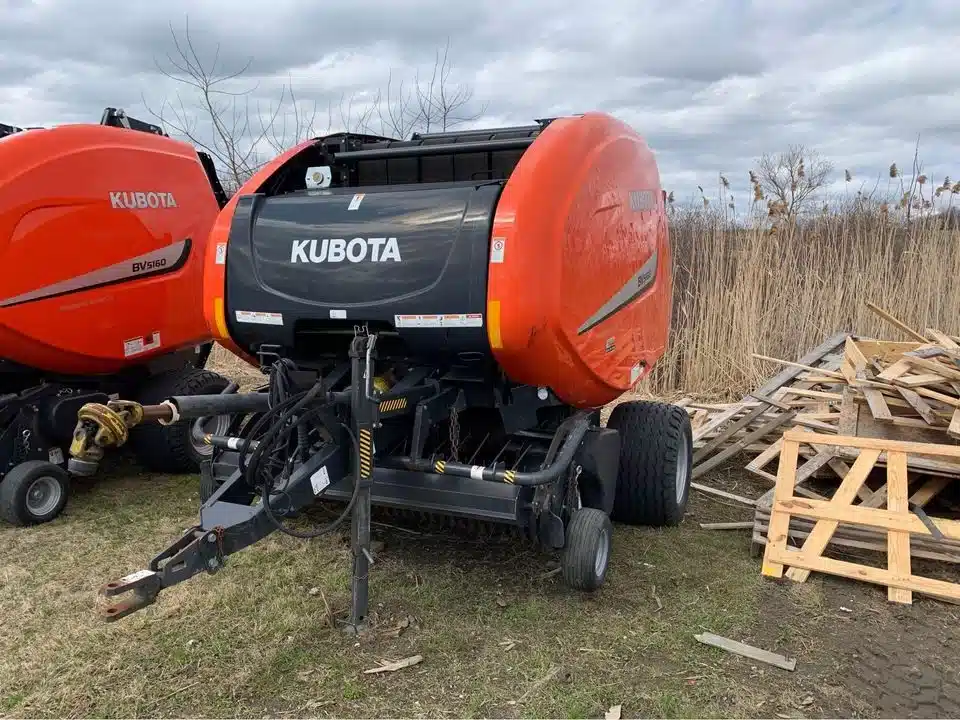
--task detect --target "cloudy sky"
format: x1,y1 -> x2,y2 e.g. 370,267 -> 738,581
2,0 -> 957,209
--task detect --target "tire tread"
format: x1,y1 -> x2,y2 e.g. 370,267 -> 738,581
607,400 -> 691,527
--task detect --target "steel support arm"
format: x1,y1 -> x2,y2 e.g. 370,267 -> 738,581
99,443 -> 346,621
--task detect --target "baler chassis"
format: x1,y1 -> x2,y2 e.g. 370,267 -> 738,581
78,330 -> 691,630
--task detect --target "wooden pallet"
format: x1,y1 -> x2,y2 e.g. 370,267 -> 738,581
760,429 -> 960,604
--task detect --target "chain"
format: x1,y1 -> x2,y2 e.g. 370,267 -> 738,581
567,464 -> 583,513
15,428 -> 30,463
449,406 -> 460,462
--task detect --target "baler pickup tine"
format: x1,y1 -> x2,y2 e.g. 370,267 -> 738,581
99,569 -> 162,622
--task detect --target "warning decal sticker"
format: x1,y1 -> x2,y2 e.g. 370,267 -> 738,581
235,310 -> 284,326
123,331 -> 161,357
394,313 -> 483,328
490,237 -> 506,264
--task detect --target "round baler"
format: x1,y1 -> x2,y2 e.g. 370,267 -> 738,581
73,112 -> 693,629
0,108 -> 233,526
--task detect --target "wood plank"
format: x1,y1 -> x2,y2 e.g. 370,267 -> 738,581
925,329 -> 960,349
761,438 -> 800,578
894,373 -> 953,388
885,451 -> 912,604
693,403 -> 750,443
764,545 -> 960,603
692,411 -> 797,479
753,331 -> 850,398
906,356 -> 960,382
864,301 -> 928,342
690,482 -> 757,507
878,358 -> 913,382
775,497 -> 960,540
862,388 -> 894,422
781,388 -> 844,402
896,387 -> 942,426
699,521 -> 755,530
753,522 -> 960,565
693,403 -> 770,463
780,429 -> 960,459
949,409 -> 960,441
751,353 -> 845,380
914,387 -> 960,409
910,476 -> 952,508
745,437 -> 783,474
794,449 -> 838,484
753,509 -> 960,561
694,633 -> 796,672
853,340 -> 925,362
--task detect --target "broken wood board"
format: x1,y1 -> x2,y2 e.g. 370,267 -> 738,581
694,632 -> 796,671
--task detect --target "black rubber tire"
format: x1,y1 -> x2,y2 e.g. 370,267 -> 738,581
561,507 -> 613,592
128,367 -> 230,474
607,400 -> 692,527
0,460 -> 70,526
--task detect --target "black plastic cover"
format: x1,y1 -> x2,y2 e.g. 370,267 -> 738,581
224,181 -> 503,365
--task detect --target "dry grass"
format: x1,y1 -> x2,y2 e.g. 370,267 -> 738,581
642,201 -> 960,401
7,455 -> 951,719
208,344 -> 265,390
0,457 -> 771,719
4,456 -> 957,719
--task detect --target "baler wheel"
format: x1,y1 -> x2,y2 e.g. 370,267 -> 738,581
128,367 -> 231,473
0,460 -> 70,526
561,507 -> 613,592
606,400 -> 692,527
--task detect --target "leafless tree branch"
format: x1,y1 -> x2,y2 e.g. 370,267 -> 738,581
143,19 -> 485,192
754,144 -> 833,219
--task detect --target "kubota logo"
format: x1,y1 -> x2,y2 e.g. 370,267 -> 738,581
109,191 -> 178,210
290,238 -> 402,263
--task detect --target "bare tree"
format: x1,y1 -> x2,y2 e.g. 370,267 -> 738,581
141,18 -> 286,191
143,19 -> 484,191
753,145 -> 833,219
367,38 -> 486,138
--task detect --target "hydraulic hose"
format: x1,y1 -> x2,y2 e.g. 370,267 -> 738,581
381,410 -> 593,486
237,363 -> 358,540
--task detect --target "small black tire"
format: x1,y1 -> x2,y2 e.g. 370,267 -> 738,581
0,460 -> 70,526
128,367 -> 230,474
561,508 -> 613,592
607,400 -> 692,527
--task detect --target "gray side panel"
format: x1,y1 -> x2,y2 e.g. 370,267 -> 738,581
576,248 -> 659,335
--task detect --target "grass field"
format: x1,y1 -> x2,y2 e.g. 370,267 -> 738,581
3,444 -> 960,719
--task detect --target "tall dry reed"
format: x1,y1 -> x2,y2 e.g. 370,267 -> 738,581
642,200 -> 960,401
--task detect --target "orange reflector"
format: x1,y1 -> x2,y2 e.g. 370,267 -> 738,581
213,297 -> 228,339
487,300 -> 503,349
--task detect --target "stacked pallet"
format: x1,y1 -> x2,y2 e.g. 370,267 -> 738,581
682,308 -> 960,603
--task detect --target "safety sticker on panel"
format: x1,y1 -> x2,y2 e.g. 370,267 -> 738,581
490,237 -> 506,264
235,310 -> 284,326
394,313 -> 483,328
215,243 -> 227,264
123,331 -> 161,357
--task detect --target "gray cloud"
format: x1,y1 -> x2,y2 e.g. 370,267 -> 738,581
2,0 -> 958,211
